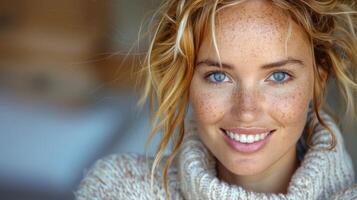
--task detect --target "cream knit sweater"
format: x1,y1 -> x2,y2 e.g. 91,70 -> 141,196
75,111 -> 357,200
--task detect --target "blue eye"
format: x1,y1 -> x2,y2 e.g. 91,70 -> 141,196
206,71 -> 230,83
268,71 -> 291,83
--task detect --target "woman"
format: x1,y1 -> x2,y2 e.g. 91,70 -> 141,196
76,0 -> 357,199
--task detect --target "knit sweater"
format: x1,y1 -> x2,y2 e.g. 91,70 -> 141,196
75,111 -> 357,200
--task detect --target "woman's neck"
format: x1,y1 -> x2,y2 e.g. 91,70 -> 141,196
217,146 -> 299,194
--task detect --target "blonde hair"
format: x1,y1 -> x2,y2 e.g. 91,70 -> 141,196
137,0 -> 357,199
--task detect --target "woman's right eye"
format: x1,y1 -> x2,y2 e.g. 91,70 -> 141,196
205,71 -> 230,84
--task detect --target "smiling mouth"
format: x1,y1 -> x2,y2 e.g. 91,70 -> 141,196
221,128 -> 276,144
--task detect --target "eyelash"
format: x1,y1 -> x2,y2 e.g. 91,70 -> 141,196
204,70 -> 294,85
267,71 -> 293,85
204,70 -> 231,85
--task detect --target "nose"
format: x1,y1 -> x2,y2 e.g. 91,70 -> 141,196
230,86 -> 262,123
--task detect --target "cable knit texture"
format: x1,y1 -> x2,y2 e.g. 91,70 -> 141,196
75,111 -> 356,200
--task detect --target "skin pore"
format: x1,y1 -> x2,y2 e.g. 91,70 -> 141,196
189,0 -> 315,194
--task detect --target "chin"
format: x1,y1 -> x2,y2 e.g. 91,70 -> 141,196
227,158 -> 269,176
213,143 -> 272,176
232,165 -> 267,176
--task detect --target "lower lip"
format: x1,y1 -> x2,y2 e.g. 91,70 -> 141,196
222,130 -> 273,153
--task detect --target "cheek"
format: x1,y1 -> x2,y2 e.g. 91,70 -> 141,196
189,79 -> 232,124
265,84 -> 311,126
190,91 -> 226,123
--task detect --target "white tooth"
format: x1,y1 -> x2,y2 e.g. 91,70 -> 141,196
240,134 -> 247,143
234,134 -> 240,141
259,133 -> 265,140
228,132 -> 234,139
247,135 -> 254,143
230,132 -> 236,140
254,134 -> 260,141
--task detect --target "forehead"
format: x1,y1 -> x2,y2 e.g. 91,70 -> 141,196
216,0 -> 288,43
198,0 -> 310,65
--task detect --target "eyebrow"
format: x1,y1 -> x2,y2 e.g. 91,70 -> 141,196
196,57 -> 304,70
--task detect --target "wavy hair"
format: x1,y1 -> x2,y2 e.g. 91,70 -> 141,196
137,0 -> 357,199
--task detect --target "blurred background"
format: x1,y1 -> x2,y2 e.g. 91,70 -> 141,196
0,1 -> 355,200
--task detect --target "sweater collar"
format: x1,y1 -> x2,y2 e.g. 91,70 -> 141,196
177,110 -> 349,200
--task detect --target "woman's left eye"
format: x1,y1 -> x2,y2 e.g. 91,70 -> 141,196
267,71 -> 291,83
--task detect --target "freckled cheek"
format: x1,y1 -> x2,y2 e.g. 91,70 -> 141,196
190,89 -> 231,123
264,87 -> 311,124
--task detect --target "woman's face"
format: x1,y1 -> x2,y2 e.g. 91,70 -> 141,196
189,1 -> 314,177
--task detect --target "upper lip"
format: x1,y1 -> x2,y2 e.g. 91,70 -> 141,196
223,127 -> 274,135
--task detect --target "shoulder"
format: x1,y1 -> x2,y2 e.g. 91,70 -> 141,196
74,153 -> 181,200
